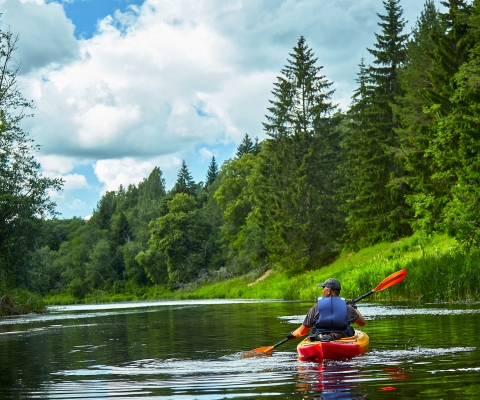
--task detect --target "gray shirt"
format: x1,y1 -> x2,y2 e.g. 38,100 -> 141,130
302,298 -> 360,328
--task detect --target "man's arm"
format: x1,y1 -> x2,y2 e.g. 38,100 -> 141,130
348,305 -> 365,326
286,305 -> 317,340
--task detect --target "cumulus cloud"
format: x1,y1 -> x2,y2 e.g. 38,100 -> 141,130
93,156 -> 181,193
2,0 -> 441,217
0,0 -> 78,73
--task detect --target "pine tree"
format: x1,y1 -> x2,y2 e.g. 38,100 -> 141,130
252,36 -> 339,269
172,160 -> 196,197
205,156 -> 219,187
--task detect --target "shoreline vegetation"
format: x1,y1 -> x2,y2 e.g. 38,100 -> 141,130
34,233 -> 478,309
2,233 -> 479,317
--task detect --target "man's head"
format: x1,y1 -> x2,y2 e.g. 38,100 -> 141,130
318,278 -> 341,296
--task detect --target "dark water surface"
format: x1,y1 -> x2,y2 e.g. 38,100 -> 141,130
0,299 -> 479,399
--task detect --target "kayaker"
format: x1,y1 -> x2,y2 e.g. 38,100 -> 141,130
286,278 -> 365,342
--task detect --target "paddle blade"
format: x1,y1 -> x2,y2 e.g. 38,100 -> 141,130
373,269 -> 407,293
251,346 -> 274,354
239,346 -> 274,358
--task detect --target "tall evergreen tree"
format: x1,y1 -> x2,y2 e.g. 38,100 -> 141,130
394,0 -> 446,232
434,0 -> 480,245
252,36 -> 339,270
172,160 -> 196,197
341,0 -> 410,247
93,191 -> 116,231
236,134 -> 254,157
205,156 -> 219,187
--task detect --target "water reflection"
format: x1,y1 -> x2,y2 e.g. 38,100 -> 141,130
1,300 -> 480,399
296,363 -> 366,399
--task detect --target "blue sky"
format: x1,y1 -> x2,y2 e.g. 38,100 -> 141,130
52,0 -> 146,39
1,0 -> 444,219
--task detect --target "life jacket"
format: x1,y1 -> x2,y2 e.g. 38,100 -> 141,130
314,296 -> 349,331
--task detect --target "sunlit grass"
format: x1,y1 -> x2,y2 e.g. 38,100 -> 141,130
42,233 -> 480,305
184,233 -> 479,303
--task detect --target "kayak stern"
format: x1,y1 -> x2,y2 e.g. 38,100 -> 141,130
297,330 -> 369,361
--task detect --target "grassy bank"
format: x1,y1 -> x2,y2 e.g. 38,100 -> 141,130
180,233 -> 480,303
42,233 -> 480,306
0,289 -> 45,316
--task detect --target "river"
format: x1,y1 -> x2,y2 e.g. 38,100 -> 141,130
0,299 -> 478,399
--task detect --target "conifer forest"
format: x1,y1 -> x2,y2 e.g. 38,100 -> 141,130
2,0 -> 480,301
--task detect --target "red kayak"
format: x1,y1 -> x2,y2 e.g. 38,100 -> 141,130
297,330 -> 369,360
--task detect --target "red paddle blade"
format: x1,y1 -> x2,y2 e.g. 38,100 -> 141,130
373,269 -> 407,292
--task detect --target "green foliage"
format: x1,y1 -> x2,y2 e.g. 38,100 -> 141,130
10,3 -> 480,306
147,193 -> 212,287
236,133 -> 259,157
205,156 -> 219,187
0,289 -> 45,316
394,0 -> 445,233
254,36 -> 341,270
171,160 -> 197,197
0,30 -> 62,289
340,0 -> 410,248
138,166 -> 166,204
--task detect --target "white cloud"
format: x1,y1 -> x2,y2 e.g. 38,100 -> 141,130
36,155 -> 76,174
0,0 -> 78,73
68,198 -> 87,210
93,156 -> 181,193
61,174 -> 89,190
198,147 -> 213,163
2,0 -> 443,218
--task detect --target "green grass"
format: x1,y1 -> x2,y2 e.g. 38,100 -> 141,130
42,233 -> 480,305
182,233 -> 478,303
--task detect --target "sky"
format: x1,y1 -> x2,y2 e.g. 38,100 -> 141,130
0,0 -> 444,219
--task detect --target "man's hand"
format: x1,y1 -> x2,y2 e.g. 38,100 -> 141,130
347,300 -> 357,309
286,331 -> 296,340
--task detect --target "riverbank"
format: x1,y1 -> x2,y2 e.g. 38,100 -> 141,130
39,233 -> 480,306
180,233 -> 480,303
0,290 -> 45,316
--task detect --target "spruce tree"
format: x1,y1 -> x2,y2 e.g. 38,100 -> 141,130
434,0 -> 480,245
393,0 -> 445,232
205,156 -> 219,187
341,0 -> 410,247
236,134 -> 254,157
172,160 -> 196,197
252,36 -> 339,269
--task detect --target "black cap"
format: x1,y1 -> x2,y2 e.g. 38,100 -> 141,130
317,278 -> 341,291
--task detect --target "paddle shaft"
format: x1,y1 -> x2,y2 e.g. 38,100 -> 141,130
273,337 -> 289,349
350,290 -> 374,305
349,270 -> 406,305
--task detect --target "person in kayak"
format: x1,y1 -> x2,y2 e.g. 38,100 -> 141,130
286,278 -> 365,342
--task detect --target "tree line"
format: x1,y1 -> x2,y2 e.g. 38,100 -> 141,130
2,0 -> 480,299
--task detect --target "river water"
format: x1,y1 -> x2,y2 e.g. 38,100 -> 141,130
0,299 -> 479,399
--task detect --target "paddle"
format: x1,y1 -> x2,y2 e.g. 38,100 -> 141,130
349,269 -> 407,305
246,269 -> 407,356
